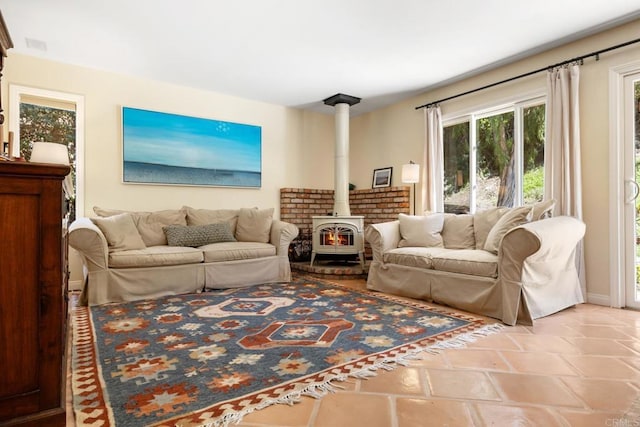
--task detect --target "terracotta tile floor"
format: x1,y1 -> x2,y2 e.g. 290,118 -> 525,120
66,279 -> 640,426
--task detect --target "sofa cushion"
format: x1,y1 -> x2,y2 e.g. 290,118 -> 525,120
383,247 -> 448,269
201,241 -> 276,262
431,249 -> 498,278
474,207 -> 510,249
235,208 -> 274,243
182,206 -> 239,233
93,206 -> 187,246
483,206 -> 533,254
398,213 -> 444,248
91,213 -> 146,252
108,245 -> 204,268
442,213 -> 475,249
163,223 -> 236,247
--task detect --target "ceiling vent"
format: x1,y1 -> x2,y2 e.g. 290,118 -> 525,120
25,38 -> 47,52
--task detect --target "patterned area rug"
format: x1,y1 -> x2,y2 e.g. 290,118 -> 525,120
71,275 -> 502,426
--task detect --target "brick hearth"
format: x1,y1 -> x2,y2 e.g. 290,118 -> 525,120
280,186 -> 410,261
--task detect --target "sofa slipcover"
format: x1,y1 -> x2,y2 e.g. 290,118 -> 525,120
365,206 -> 585,325
69,206 -> 299,305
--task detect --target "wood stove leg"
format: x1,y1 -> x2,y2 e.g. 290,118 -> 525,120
358,251 -> 365,268
310,251 -> 316,266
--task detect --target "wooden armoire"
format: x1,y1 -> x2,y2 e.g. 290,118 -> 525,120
0,161 -> 71,426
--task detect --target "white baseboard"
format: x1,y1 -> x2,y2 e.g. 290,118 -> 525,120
69,279 -> 83,292
586,292 -> 611,307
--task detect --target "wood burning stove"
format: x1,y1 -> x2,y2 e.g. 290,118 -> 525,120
310,215 -> 365,267
310,93 -> 365,268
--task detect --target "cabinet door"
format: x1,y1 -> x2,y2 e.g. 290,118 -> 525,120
0,175 -> 65,425
0,191 -> 41,418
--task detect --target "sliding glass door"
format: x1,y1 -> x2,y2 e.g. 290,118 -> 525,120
624,73 -> 640,309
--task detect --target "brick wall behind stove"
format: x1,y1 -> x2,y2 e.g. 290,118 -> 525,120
280,187 -> 410,257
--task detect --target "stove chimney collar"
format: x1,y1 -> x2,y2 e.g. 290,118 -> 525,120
323,93 -> 361,107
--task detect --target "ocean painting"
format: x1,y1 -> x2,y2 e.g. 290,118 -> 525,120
122,107 -> 261,187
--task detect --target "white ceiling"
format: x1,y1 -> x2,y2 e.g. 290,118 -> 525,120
2,0 -> 640,115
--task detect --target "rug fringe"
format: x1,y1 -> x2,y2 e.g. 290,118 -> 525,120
424,323 -> 506,354
198,322 -> 505,427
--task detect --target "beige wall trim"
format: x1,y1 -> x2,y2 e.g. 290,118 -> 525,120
587,292 -> 611,307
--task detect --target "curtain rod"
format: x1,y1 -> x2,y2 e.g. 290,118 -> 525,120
415,36 -> 640,110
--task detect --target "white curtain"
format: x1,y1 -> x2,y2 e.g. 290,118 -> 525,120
545,64 -> 586,294
422,106 -> 443,213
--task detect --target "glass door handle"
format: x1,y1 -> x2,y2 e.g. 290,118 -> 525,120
626,179 -> 640,203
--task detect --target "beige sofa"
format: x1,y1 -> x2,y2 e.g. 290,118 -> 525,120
69,206 -> 299,305
365,202 -> 586,325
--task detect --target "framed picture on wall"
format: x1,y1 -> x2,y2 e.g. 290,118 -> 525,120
372,167 -> 392,188
122,107 -> 262,187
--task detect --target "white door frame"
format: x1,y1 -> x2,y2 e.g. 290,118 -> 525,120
608,61 -> 640,308
8,84 -> 85,218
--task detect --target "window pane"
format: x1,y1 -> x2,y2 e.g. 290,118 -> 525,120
476,111 -> 515,209
523,104 -> 545,204
443,122 -> 470,213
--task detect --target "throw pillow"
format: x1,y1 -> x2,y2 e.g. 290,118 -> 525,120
93,206 -> 187,246
93,206 -> 127,217
483,206 -> 534,254
441,213 -> 475,249
135,210 -> 187,246
529,199 -> 556,221
182,206 -> 240,233
163,223 -> 237,247
473,207 -> 510,249
91,213 -> 146,252
235,207 -> 274,243
398,213 -> 444,248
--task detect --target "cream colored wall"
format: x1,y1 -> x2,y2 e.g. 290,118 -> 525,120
2,54 -> 334,283
299,109 -> 335,190
4,54 -> 312,215
350,18 -> 640,302
351,102 -> 422,191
